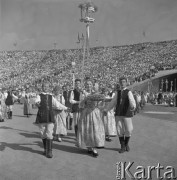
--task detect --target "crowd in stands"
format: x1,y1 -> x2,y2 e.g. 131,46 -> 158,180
0,39 -> 177,90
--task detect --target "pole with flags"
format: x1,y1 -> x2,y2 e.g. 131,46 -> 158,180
78,2 -> 97,87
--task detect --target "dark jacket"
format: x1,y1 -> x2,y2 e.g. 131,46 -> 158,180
63,90 -> 72,108
35,93 -> 54,124
5,91 -> 14,106
71,89 -> 81,113
115,89 -> 134,117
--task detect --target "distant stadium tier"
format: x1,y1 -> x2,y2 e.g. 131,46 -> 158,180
128,70 -> 177,92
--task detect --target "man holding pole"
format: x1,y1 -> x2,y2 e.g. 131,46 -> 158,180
70,79 -> 83,139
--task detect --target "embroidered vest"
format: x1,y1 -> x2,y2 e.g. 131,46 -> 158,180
36,94 -> 54,123
72,89 -> 80,113
115,89 -> 133,117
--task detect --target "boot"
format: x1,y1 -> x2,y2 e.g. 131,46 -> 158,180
119,136 -> 126,153
69,118 -> 73,130
74,125 -> 78,138
125,136 -> 130,152
66,117 -> 69,130
53,134 -> 57,141
7,111 -> 10,119
10,111 -> 12,119
42,138 -> 47,155
46,139 -> 53,158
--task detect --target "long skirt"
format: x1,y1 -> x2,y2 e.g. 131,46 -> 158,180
24,102 -> 31,115
0,104 -> 7,119
53,110 -> 67,136
102,110 -> 117,136
77,107 -> 105,148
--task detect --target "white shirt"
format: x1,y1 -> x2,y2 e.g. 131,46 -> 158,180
4,92 -> 8,99
35,93 -> 67,111
105,88 -> 136,112
12,93 -> 18,100
137,94 -> 141,103
69,89 -> 84,104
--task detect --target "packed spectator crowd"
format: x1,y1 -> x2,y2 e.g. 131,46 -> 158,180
0,39 -> 177,90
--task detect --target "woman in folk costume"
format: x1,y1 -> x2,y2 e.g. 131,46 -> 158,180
35,82 -> 68,158
77,79 -> 105,157
0,88 -> 8,122
30,87 -> 37,109
24,89 -> 32,117
19,88 -> 26,104
20,89 -> 31,117
5,87 -> 18,119
100,88 -> 117,142
53,86 -> 67,142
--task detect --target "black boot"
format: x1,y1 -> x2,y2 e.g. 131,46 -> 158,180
10,111 -> 12,119
69,118 -> 73,130
7,111 -> 10,119
74,125 -> 78,138
42,138 -> 47,155
119,136 -> 126,153
46,139 -> 53,158
66,117 -> 69,130
125,136 -> 130,152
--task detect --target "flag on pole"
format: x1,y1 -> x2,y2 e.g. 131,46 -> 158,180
86,24 -> 90,56
77,32 -> 80,43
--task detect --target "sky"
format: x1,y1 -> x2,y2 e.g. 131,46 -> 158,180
0,0 -> 177,51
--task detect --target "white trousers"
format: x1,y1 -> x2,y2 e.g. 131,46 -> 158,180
38,123 -> 54,140
6,105 -> 13,111
115,116 -> 133,137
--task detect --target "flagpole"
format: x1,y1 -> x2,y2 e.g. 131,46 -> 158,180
78,2 -> 97,87
81,33 -> 86,87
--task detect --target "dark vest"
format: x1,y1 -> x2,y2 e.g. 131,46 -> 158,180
5,92 -> 14,105
115,89 -> 133,117
36,93 -> 54,124
158,93 -> 163,99
63,90 -> 72,108
72,89 -> 80,113
108,91 -> 113,97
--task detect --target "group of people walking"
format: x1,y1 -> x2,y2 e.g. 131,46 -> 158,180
0,87 -> 18,122
34,77 -> 136,159
0,87 -> 38,122
1,75 -> 177,160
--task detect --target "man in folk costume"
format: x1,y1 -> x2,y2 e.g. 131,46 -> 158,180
104,77 -> 136,153
69,79 -> 83,138
63,84 -> 73,130
35,82 -> 68,158
5,87 -> 18,119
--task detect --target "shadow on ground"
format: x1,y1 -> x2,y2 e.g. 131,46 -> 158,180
0,142 -> 42,155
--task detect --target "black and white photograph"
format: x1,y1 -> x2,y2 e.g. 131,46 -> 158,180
0,0 -> 177,179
